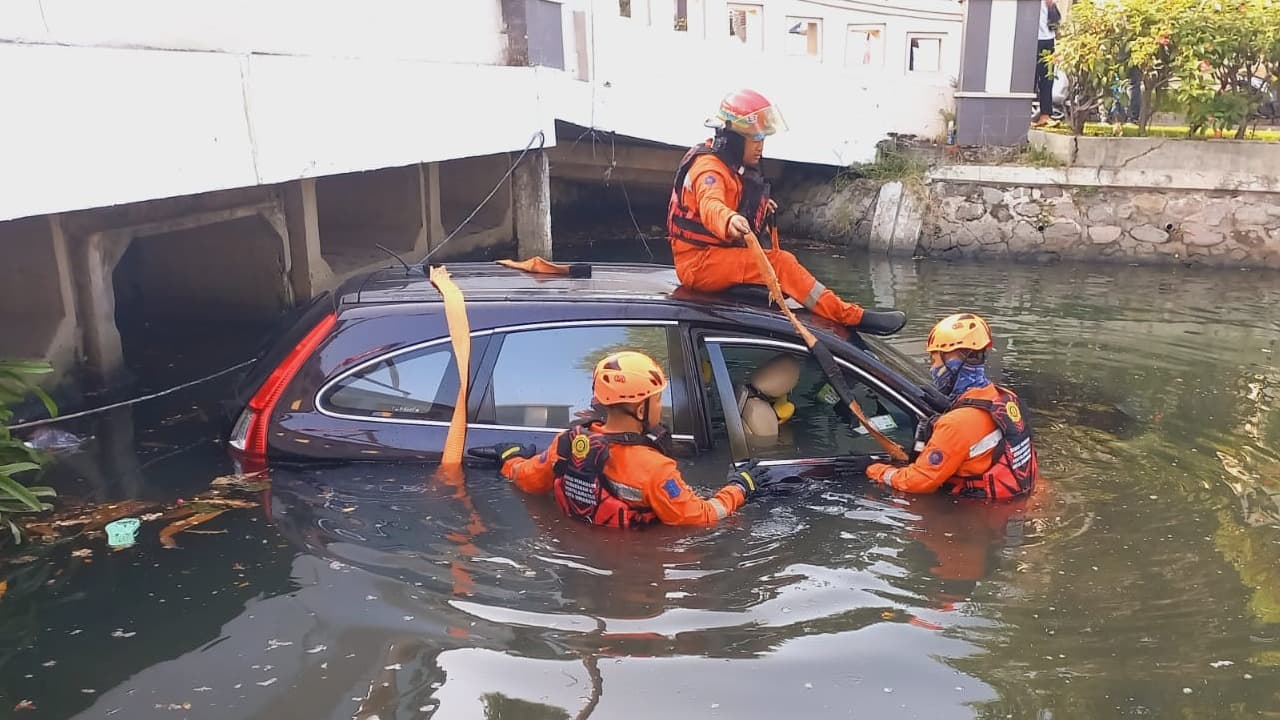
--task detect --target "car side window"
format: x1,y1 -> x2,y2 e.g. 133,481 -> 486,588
710,343 -> 918,460
485,325 -> 674,429
321,344 -> 459,421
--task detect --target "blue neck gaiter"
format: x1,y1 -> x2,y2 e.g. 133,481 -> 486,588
931,359 -> 991,400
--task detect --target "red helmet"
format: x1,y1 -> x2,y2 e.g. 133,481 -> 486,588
707,88 -> 788,141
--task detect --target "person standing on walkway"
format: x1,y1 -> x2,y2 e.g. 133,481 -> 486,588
666,88 -> 907,336
1032,0 -> 1061,127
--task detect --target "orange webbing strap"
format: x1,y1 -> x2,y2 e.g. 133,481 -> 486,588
496,257 -> 593,278
497,257 -> 569,275
743,232 -> 909,462
429,265 -> 471,468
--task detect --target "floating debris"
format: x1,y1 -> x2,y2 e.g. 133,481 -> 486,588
14,700 -> 36,711
193,687 -> 212,692
80,689 -> 96,694
160,511 -> 228,549
265,639 -> 293,651
111,629 -> 137,638
306,645 -> 328,654
210,470 -> 271,493
41,660 -> 56,667
1209,660 -> 1234,668
384,664 -> 403,671
1182,688 -> 1193,695
257,678 -> 278,687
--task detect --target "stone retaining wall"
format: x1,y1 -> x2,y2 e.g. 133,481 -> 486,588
773,176 -> 880,246
923,183 -> 1280,267
774,169 -> 1280,269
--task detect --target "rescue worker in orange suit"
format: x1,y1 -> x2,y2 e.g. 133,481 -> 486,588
667,88 -> 907,336
866,313 -> 1041,499
468,351 -> 778,527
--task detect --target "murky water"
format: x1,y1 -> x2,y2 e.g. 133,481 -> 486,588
4,248 -> 1280,719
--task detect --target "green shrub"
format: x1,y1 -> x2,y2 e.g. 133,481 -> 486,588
0,361 -> 58,544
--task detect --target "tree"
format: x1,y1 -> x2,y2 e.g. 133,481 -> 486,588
1050,0 -> 1131,135
1179,0 -> 1273,137
1122,0 -> 1199,135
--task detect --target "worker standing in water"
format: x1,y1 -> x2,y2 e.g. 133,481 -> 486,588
469,351 -> 779,526
667,88 -> 907,336
867,313 -> 1040,498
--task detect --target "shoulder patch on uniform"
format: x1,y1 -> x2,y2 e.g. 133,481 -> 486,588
703,175 -> 717,186
927,449 -> 945,466
662,478 -> 683,499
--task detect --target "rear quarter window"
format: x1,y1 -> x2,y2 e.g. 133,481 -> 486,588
320,342 -> 461,421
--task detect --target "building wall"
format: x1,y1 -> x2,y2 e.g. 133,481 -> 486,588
0,0 -> 507,65
0,1 -> 552,224
552,0 -> 962,165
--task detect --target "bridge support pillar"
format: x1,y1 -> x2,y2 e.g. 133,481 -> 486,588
513,149 -> 552,260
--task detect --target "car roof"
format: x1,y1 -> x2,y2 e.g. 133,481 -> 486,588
337,261 -> 849,332
343,262 -> 682,305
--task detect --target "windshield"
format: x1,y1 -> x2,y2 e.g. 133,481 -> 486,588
860,334 -> 930,387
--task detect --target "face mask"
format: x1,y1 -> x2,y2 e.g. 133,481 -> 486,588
932,358 -> 990,398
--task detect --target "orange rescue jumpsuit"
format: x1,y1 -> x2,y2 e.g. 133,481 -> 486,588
501,433 -> 746,526
867,384 -> 1003,494
670,153 -> 866,326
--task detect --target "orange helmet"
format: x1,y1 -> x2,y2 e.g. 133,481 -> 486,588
592,351 -> 668,406
707,88 -> 788,141
926,313 -> 993,354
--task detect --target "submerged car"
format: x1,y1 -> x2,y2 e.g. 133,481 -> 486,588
227,263 -> 948,479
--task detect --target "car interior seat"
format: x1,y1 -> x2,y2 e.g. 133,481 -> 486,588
735,353 -> 802,446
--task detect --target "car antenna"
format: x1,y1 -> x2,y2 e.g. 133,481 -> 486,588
375,244 -> 413,274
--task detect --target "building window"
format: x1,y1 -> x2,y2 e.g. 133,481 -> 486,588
675,0 -> 688,31
727,3 -> 763,50
619,0 -> 631,18
845,24 -> 884,67
785,17 -> 822,59
907,34 -> 943,73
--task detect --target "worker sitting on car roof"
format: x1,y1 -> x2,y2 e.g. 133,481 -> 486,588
866,313 -> 1040,499
736,353 -> 802,449
469,351 -> 779,527
667,88 -> 906,337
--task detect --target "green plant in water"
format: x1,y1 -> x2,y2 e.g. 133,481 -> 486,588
0,360 -> 58,544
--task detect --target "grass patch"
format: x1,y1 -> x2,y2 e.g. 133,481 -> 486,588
1044,123 -> 1280,141
850,146 -> 928,185
1016,144 -> 1066,167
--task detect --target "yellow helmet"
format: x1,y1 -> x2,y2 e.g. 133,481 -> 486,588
926,313 -> 993,354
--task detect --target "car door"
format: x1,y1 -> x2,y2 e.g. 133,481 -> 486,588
464,320 -> 699,456
692,331 -> 929,481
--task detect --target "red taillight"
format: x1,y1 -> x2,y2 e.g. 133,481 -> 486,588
241,313 -> 337,457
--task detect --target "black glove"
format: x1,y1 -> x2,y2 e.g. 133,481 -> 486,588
466,443 -> 537,465
726,459 -> 777,500
832,455 -> 875,481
